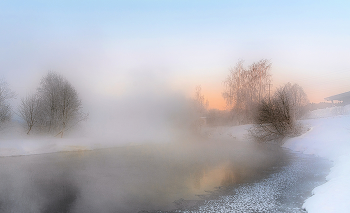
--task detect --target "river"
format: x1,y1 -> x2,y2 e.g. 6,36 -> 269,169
0,137 -> 331,213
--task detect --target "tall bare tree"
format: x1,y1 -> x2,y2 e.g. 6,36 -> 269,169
0,79 -> 15,129
190,85 -> 209,133
223,59 -> 271,124
194,85 -> 209,115
36,71 -> 87,137
37,71 -> 62,133
18,94 -> 41,134
287,83 -> 309,119
57,79 -> 87,137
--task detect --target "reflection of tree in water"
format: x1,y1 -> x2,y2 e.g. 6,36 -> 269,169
190,162 -> 252,191
38,177 -> 79,213
221,169 -> 237,186
221,164 -> 257,187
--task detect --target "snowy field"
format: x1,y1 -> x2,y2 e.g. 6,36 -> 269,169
0,105 -> 349,212
283,106 -> 350,213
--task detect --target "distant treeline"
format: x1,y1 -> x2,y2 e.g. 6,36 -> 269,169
307,102 -> 339,111
194,59 -> 312,143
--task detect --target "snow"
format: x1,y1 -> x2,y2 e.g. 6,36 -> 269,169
283,106 -> 350,213
1,105 -> 350,212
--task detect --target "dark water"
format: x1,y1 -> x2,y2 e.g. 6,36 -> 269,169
0,139 -> 330,213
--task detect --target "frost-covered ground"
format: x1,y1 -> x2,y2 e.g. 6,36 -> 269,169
0,105 -> 349,212
283,106 -> 350,213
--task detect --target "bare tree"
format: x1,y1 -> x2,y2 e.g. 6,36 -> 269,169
287,83 -> 309,119
194,85 -> 209,115
56,79 -> 88,137
250,83 -> 308,143
37,71 -> 62,133
222,60 -> 245,113
18,94 -> 41,134
223,59 -> 271,124
190,85 -> 209,134
0,79 -> 16,129
36,71 -> 87,137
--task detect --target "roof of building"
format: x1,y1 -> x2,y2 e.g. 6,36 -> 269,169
325,91 -> 350,101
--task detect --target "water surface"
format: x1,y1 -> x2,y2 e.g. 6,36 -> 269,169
0,138 -> 292,213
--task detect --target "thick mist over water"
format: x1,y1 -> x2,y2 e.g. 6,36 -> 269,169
76,82 -> 196,146
62,71 -> 211,148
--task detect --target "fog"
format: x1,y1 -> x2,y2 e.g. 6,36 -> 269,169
72,74 -> 197,146
0,66 -> 295,212
5,71 -> 194,145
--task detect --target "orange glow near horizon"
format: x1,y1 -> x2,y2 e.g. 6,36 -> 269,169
206,92 -> 226,110
189,68 -> 348,112
202,86 -> 335,111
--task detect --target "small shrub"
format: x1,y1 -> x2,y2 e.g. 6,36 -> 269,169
250,83 -> 308,143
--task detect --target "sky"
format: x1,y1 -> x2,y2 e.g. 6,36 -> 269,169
1,0 -> 350,110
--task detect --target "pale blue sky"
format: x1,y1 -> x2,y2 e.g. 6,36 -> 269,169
1,1 -> 350,108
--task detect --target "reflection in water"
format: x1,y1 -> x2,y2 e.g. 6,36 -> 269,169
0,138 -> 286,213
222,167 -> 237,186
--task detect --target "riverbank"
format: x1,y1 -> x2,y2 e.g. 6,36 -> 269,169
210,106 -> 350,213
169,149 -> 331,213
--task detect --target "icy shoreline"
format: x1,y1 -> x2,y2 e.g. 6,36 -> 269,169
178,150 -> 330,213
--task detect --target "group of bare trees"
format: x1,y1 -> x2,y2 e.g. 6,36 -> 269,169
223,59 -> 272,124
18,71 -> 87,137
222,59 -> 309,143
0,72 -> 87,137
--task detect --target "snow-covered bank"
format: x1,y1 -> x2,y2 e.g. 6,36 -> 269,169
304,104 -> 350,119
283,114 -> 350,213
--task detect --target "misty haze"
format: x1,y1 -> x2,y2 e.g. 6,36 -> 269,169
1,1 -> 350,213
0,69 -> 334,212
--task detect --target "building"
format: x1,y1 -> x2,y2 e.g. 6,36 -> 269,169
325,91 -> 350,105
